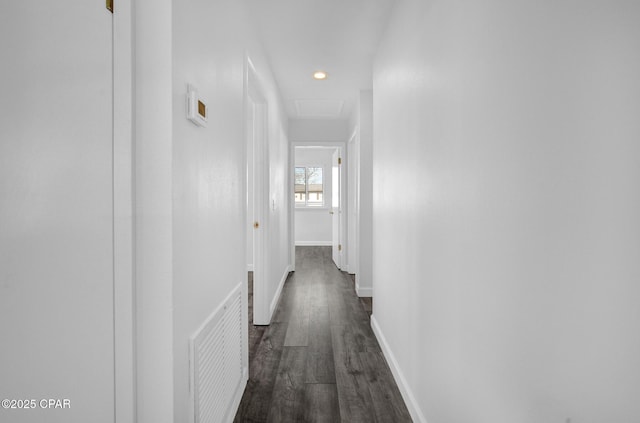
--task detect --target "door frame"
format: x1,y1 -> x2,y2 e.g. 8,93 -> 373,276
331,147 -> 344,269
291,141 -> 346,268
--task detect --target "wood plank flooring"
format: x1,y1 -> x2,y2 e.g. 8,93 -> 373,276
234,246 -> 412,423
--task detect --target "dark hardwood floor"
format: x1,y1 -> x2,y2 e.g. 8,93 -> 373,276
235,246 -> 412,423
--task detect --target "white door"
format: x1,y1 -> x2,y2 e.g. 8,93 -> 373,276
331,149 -> 342,268
248,86 -> 270,325
0,3 -> 115,422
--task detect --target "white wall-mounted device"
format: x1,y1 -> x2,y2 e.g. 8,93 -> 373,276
186,84 -> 208,127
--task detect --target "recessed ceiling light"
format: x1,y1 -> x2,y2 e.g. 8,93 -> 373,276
313,71 -> 327,80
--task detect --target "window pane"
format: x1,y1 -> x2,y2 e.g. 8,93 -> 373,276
307,167 -> 323,206
307,167 -> 322,185
295,167 -> 306,205
295,167 -> 306,188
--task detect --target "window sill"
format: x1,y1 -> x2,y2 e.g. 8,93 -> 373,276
295,206 -> 330,211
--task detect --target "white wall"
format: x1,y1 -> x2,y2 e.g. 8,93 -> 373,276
171,0 -> 248,420
346,127 -> 359,275
348,91 -> 373,296
373,1 -> 640,422
136,0 -> 290,421
295,210 -> 332,245
170,0 -> 290,420
294,147 -> 334,245
263,68 -> 292,321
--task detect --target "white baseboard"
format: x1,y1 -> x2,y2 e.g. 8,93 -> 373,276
269,264 -> 293,319
295,240 -> 332,246
227,375 -> 247,423
355,284 -> 372,297
371,315 -> 427,423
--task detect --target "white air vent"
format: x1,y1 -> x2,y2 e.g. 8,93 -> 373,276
294,99 -> 344,118
190,285 -> 243,423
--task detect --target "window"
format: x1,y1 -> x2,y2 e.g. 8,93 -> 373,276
295,166 -> 324,207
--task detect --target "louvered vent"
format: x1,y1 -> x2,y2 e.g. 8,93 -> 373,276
190,285 -> 243,423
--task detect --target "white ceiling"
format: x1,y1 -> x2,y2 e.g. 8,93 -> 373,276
244,0 -> 395,120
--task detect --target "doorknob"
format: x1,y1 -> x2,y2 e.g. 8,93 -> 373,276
254,221 -> 259,229
329,211 -> 334,215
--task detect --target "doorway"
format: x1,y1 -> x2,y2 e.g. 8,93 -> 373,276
293,144 -> 345,270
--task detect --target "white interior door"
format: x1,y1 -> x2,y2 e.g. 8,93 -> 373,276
247,104 -> 255,272
0,2 -> 115,422
331,149 -> 342,268
248,92 -> 270,325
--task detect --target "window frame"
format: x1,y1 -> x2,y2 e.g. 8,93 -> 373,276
294,165 -> 325,208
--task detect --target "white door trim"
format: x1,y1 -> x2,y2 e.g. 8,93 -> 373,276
289,142 -> 296,271
331,147 -> 343,269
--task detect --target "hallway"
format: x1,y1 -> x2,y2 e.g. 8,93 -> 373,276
234,247 -> 412,422
3,1 -> 640,422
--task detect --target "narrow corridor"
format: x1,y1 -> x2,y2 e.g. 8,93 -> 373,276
234,246 -> 412,422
